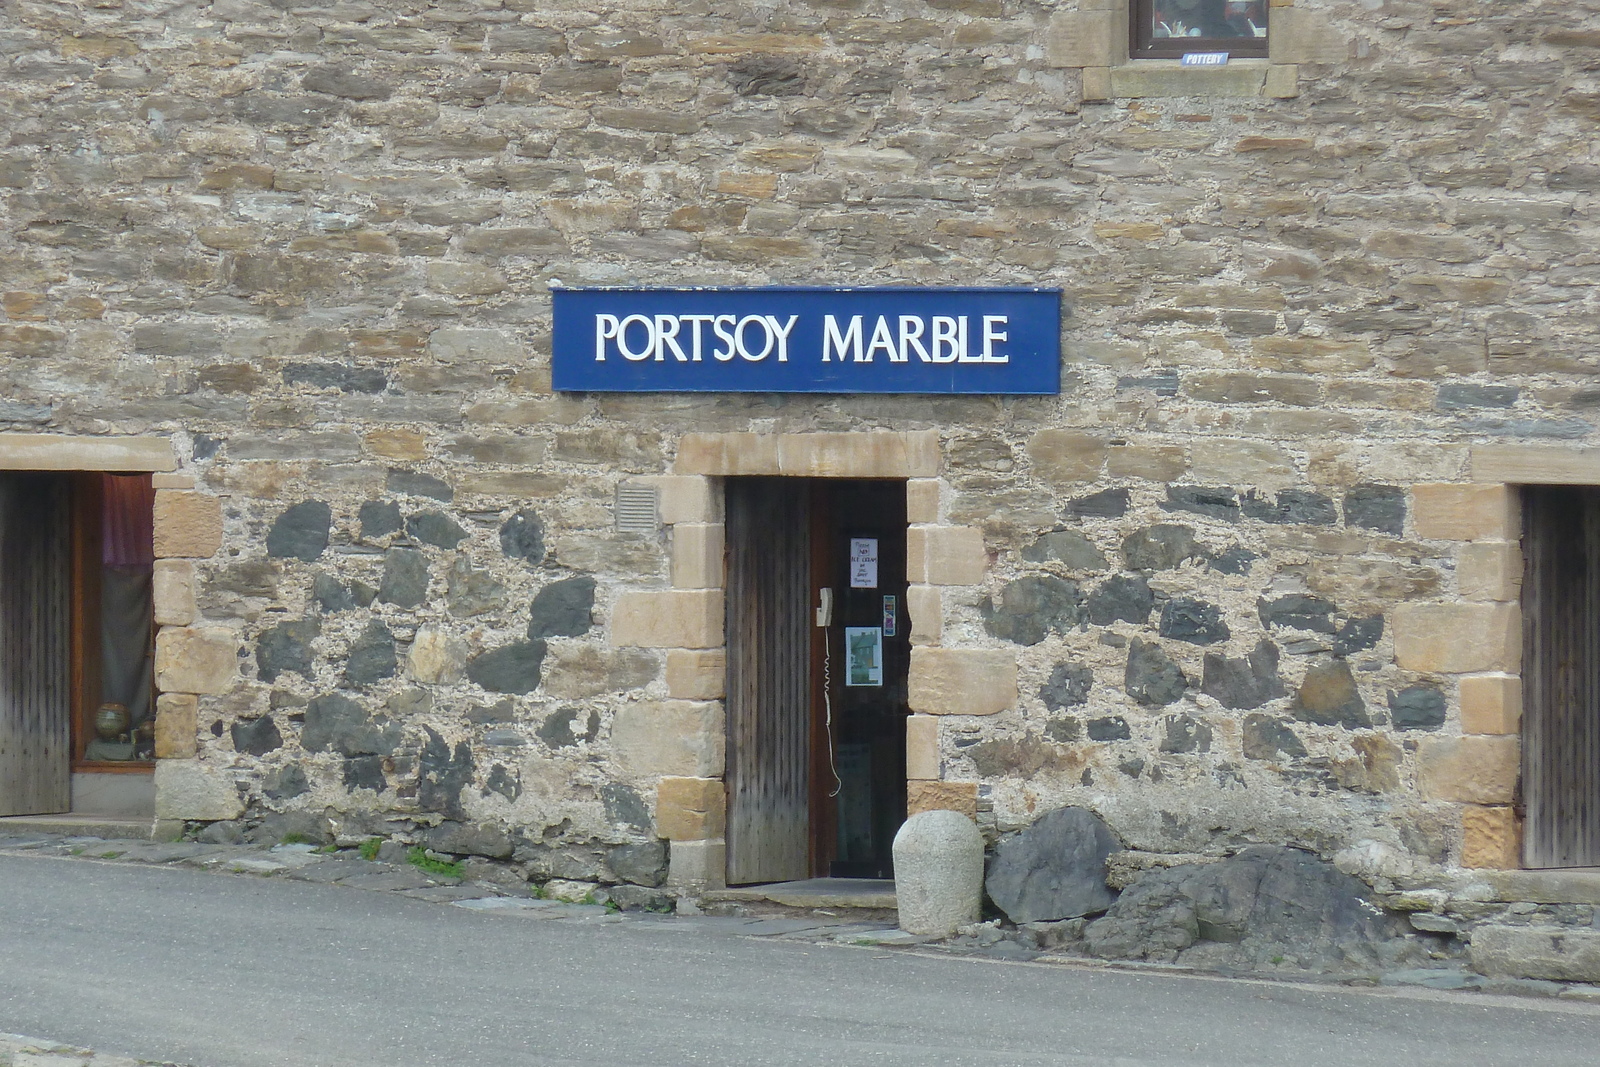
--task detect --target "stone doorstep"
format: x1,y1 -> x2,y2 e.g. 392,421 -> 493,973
1482,868 -> 1600,905
704,877 -> 897,910
0,814 -> 154,841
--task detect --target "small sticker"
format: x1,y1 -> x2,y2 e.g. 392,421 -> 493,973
883,595 -> 897,636
849,537 -> 878,589
1180,52 -> 1230,66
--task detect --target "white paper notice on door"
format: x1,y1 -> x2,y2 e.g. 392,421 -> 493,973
849,537 -> 878,589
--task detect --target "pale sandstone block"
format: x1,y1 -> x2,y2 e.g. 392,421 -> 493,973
0,433 -> 175,472
666,648 -> 726,699
611,590 -> 724,648
907,584 -> 942,646
152,560 -> 196,626
907,526 -> 986,586
1458,541 -> 1522,602
907,715 -> 940,780
672,523 -> 726,589
154,627 -> 239,695
1269,7 -> 1348,65
154,759 -> 244,821
777,431 -> 940,478
408,626 -> 467,684
907,780 -> 978,818
1393,602 -> 1520,673
151,473 -> 196,489
1044,11 -> 1116,68
1416,736 -> 1520,805
651,475 -> 719,524
1461,674 -> 1522,735
909,648 -> 1017,716
152,490 -> 223,559
1265,63 -> 1300,99
1412,483 -> 1520,541
906,479 -> 941,524
1107,443 -> 1188,482
673,433 -> 780,475
1472,445 -> 1600,486
1462,805 -> 1521,870
668,837 -> 727,888
656,776 -> 726,840
365,428 -> 428,461
154,692 -> 198,759
1081,66 -> 1112,103
612,700 -> 725,778
1189,440 -> 1294,488
1027,429 -> 1107,484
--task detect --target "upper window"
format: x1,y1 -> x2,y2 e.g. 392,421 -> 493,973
1131,0 -> 1269,60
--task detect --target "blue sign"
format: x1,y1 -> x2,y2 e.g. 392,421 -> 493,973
551,286 -> 1060,394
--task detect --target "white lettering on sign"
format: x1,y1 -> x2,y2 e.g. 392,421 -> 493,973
594,313 -> 799,362
596,312 -> 1012,364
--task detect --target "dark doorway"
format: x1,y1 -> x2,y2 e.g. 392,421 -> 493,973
724,477 -> 909,884
1522,486 -> 1600,868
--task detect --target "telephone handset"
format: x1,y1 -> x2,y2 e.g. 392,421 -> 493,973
815,587 -> 834,628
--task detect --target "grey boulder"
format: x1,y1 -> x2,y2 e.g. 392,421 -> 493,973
985,806 -> 1121,924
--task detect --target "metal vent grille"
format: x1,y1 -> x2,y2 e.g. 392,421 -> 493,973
615,483 -> 659,534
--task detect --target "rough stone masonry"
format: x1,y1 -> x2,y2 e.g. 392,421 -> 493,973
2,0 -> 1597,958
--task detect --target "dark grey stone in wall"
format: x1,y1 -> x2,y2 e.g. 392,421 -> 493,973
301,63 -> 394,101
379,547 -> 429,607
1437,383 -> 1519,410
1343,485 -> 1406,536
256,617 -> 319,682
1292,658 -> 1371,728
1040,661 -> 1095,710
500,509 -> 546,563
983,576 -> 1083,645
467,640 -> 547,694
609,839 -> 668,886
1159,713 -> 1213,754
343,756 -> 386,793
266,500 -> 331,561
313,572 -> 362,612
358,500 -> 403,539
1334,615 -> 1384,655
419,727 -> 472,820
1259,595 -> 1337,633
527,576 -> 597,639
485,764 -> 521,802
1126,639 -> 1188,705
231,715 -> 283,756
1022,530 -> 1108,570
428,822 -> 513,859
1209,546 -> 1258,575
302,693 -> 401,757
264,763 -> 309,800
233,92 -> 342,127
1122,524 -> 1203,571
1241,490 -> 1338,526
282,363 -> 388,394
1088,716 -> 1132,741
603,784 -> 653,834
1045,717 -> 1082,742
407,510 -> 468,549
1066,488 -> 1130,519
537,705 -> 597,749
1242,715 -> 1308,760
386,469 -> 454,502
1162,485 -> 1240,522
1086,574 -> 1154,625
344,620 -> 397,686
1159,598 -> 1230,645
1389,685 -> 1447,730
1201,639 -> 1286,710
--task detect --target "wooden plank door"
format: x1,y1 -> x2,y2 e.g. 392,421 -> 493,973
1523,486 -> 1600,868
725,478 -> 812,885
0,473 -> 73,816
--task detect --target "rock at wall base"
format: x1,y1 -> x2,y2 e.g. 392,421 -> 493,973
986,806 -> 1121,923
1471,925 -> 1600,983
894,809 -> 984,937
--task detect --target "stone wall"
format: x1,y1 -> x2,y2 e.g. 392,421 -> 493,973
3,0 -> 1597,882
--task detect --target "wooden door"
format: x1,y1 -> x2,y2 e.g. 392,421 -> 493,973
725,478 -> 813,884
0,473 -> 72,816
1523,486 -> 1600,868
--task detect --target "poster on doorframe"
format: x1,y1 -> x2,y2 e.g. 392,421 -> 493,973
845,627 -> 883,687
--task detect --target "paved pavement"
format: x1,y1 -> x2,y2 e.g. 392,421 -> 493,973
4,845 -> 1600,1067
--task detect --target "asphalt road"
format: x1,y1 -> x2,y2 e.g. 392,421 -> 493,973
3,853 -> 1600,1067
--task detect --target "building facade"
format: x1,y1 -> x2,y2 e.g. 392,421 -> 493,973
0,0 -> 1592,907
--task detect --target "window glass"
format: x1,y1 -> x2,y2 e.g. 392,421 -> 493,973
1151,0 -> 1267,40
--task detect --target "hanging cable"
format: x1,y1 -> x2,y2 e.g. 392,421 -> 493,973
823,627 -> 842,798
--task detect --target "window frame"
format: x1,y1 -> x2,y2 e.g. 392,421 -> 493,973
1130,0 -> 1270,61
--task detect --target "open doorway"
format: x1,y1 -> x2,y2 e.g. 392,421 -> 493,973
724,477 -> 909,884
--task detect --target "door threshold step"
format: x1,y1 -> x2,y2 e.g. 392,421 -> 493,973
0,814 -> 155,841
703,878 -> 897,918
